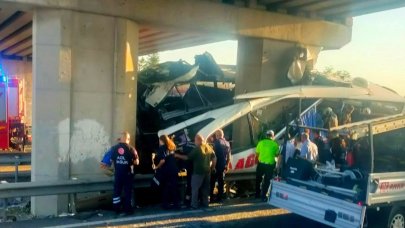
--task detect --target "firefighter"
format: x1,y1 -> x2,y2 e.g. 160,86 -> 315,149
110,131 -> 139,215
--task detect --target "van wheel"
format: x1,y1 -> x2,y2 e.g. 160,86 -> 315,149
388,208 -> 405,228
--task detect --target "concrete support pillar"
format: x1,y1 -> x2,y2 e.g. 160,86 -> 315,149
235,37 -> 296,95
112,19 -> 138,144
233,37 -> 319,148
31,9 -> 138,216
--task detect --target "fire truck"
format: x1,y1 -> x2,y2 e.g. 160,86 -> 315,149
0,74 -> 26,151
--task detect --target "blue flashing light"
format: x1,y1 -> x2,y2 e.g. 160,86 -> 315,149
0,64 -> 8,83
0,64 -> 6,83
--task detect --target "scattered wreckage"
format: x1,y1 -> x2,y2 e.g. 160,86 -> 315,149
157,68 -> 405,227
137,52 -> 405,228
150,51 -> 405,227
136,52 -> 234,172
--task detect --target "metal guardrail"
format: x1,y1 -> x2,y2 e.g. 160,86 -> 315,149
0,152 -> 31,165
0,171 -> 30,180
0,172 -> 255,199
0,175 -> 151,199
0,150 -> 254,185
0,152 -> 31,182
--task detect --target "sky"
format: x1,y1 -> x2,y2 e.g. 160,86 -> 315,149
158,7 -> 405,95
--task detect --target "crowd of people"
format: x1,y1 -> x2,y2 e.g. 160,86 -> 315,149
100,129 -> 231,214
99,105 -> 365,215
254,105 -> 365,202
282,129 -> 351,167
281,106 -> 359,169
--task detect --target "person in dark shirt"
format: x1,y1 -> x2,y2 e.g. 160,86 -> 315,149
153,135 -> 180,209
330,137 -> 347,168
210,129 -> 231,203
110,131 -> 139,214
176,134 -> 217,209
313,130 -> 331,164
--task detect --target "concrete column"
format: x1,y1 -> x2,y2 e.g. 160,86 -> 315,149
31,9 -> 138,216
112,19 -> 138,145
233,38 -> 316,148
235,37 -> 295,95
31,9 -> 72,216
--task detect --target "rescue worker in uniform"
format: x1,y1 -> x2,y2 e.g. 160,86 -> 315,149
255,130 -> 280,201
109,131 -> 139,215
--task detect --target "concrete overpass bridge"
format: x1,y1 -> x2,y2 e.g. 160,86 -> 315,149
2,0 -> 405,60
0,0 -> 403,216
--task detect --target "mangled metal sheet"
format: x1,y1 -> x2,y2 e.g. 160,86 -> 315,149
235,81 -> 405,104
144,66 -> 199,107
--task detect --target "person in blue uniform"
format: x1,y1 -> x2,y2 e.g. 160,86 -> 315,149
109,131 -> 139,214
210,129 -> 231,203
153,135 -> 180,209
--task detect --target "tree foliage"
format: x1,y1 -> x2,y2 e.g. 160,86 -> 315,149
138,53 -> 160,71
311,66 -> 351,81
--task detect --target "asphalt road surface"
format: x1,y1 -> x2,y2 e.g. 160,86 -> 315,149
109,202 -> 330,228
4,198 -> 386,228
3,199 -> 331,228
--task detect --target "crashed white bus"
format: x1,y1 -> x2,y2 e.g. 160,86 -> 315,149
159,79 -> 405,228
159,81 -> 405,172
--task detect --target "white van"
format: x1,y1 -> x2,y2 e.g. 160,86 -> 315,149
269,114 -> 405,228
